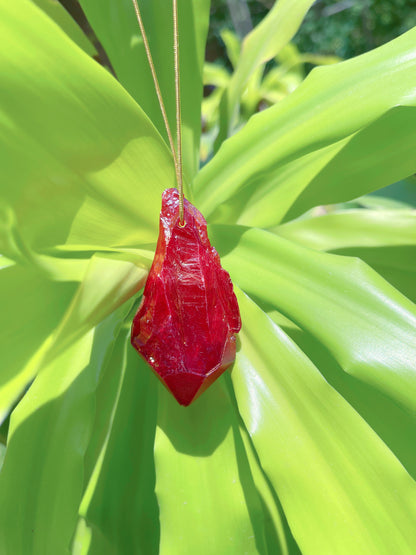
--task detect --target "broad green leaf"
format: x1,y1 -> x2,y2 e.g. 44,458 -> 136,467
0,0 -> 173,254
196,28 -> 416,224
0,250 -> 147,428
78,0 -> 211,181
233,291 -> 416,554
264,308 -> 416,482
275,209 -> 416,302
209,225 -> 416,414
344,247 -> 416,304
154,378 -> 267,554
0,264 -> 76,422
0,202 -> 90,278
282,107 -> 416,224
275,209 -> 416,250
49,252 -> 148,359
0,304 -> 127,554
215,0 -> 315,148
225,377 -> 301,555
80,321 -> 131,486
357,177 -> 416,210
242,106 -> 416,226
30,0 -> 96,56
76,329 -> 160,555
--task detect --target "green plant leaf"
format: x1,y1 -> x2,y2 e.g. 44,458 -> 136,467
196,27 -> 416,225
357,177 -> 416,210
0,249 -> 147,428
215,0 -> 315,148
48,252 -> 148,359
79,350 -> 278,554
233,290 -> 416,554
0,265 -> 76,422
153,377 -> 267,555
275,209 -> 416,250
78,0 -> 210,181
2,2 -> 416,553
0,0 -> 173,254
209,225 -> 416,414
220,29 -> 241,70
75,325 -> 160,554
30,0 -> 96,56
263,307 -> 416,483
281,106 -> 416,224
226,377 -> 301,555
241,105 -> 416,226
0,304 -> 128,554
275,209 -> 416,302
204,62 -> 230,89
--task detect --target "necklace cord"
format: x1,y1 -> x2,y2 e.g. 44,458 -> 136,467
173,0 -> 184,224
131,0 -> 185,224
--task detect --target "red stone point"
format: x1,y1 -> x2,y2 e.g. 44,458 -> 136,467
131,188 -> 241,406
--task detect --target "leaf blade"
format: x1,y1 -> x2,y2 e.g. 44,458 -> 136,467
0,265 -> 76,422
215,0 -> 315,147
79,0 -> 211,181
210,225 -> 416,414
275,209 -> 416,302
30,0 -> 96,56
196,28 -> 416,224
233,290 -> 416,554
77,332 -> 160,555
0,0 -> 173,254
154,379 -> 267,555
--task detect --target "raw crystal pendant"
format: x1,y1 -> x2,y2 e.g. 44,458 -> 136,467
131,188 -> 241,406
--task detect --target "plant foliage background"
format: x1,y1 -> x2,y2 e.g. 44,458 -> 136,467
0,0 -> 415,553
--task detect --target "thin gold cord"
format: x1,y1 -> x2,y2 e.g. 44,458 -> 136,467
173,0 -> 184,224
131,0 -> 178,176
131,0 -> 185,224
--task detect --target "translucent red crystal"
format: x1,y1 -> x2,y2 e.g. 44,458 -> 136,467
131,188 -> 241,406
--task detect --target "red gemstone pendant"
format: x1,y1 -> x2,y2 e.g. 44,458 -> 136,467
131,188 -> 241,406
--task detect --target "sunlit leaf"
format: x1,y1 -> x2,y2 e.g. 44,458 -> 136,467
215,0 -> 315,147
233,291 -> 416,553
275,209 -> 416,302
154,378 -> 267,554
264,307 -> 416,483
357,177 -> 416,210
0,0 -> 173,254
0,249 -> 147,428
209,225 -> 416,414
196,28 -> 416,225
220,29 -> 241,69
0,305 -> 128,554
1,2 -> 415,553
281,107 -> 416,224
76,325 -> 160,554
30,0 -> 96,56
0,265 -> 76,422
78,0 -> 210,181
226,381 -> 301,554
49,252 -> 148,359
275,209 -> 416,250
